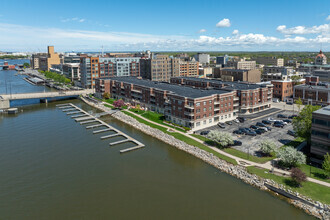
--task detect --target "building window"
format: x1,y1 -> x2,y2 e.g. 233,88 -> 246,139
203,101 -> 206,105
203,107 -> 206,112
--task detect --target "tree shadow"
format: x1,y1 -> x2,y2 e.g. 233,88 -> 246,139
284,179 -> 300,188
313,172 -> 328,180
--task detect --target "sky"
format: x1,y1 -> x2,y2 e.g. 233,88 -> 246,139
0,0 -> 329,52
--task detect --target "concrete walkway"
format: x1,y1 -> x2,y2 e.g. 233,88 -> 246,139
120,108 -> 330,188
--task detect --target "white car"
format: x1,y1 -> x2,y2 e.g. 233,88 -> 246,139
268,117 -> 276,122
259,127 -> 268,132
275,120 -> 287,125
233,119 -> 240,123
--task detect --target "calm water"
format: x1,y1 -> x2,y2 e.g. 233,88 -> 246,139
0,67 -> 313,219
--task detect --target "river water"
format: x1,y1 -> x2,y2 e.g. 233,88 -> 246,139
0,63 -> 313,219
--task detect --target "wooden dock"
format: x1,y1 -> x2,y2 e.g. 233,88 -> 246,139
57,103 -> 145,153
120,145 -> 145,153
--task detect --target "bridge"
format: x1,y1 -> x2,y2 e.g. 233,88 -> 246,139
0,89 -> 94,109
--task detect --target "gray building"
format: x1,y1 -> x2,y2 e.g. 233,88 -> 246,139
310,106 -> 330,164
216,56 -> 228,66
195,53 -> 210,64
312,70 -> 330,82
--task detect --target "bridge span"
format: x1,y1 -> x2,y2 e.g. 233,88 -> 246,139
0,89 -> 94,109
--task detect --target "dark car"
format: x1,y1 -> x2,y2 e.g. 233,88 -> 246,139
256,122 -> 266,127
250,125 -> 259,130
287,130 -> 296,137
283,119 -> 292,123
237,117 -> 246,123
277,114 -> 287,118
265,126 -> 272,131
288,114 -> 298,119
200,130 -> 210,135
246,131 -> 257,136
255,129 -> 263,135
225,121 -> 233,125
231,140 -> 242,146
256,128 -> 267,133
233,129 -> 244,135
273,123 -> 285,128
262,120 -> 272,125
218,122 -> 226,128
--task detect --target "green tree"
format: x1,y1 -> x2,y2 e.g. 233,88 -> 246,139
322,153 -> 330,178
259,140 -> 277,156
23,62 -> 30,68
295,97 -> 303,112
207,131 -> 233,147
292,105 -> 321,144
291,75 -> 302,85
103,92 -> 110,99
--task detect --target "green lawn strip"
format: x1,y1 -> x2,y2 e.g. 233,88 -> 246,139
103,98 -> 115,105
246,166 -> 330,204
122,111 -> 237,165
129,109 -> 187,133
104,104 -> 115,109
281,137 -> 306,149
298,164 -> 330,183
191,134 -> 274,164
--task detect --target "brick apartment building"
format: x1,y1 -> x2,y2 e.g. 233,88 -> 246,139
140,54 -> 180,82
293,81 -> 330,106
179,60 -> 199,77
271,79 -> 305,101
95,77 -> 236,130
80,56 -> 140,88
170,77 -> 273,114
217,69 -> 262,83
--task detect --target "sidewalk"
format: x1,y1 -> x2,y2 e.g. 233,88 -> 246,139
121,108 -> 330,188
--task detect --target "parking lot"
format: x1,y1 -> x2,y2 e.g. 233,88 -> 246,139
196,110 -> 296,155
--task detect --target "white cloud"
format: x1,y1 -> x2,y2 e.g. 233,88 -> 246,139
61,17 -> 86,23
232,29 -> 239,35
326,15 -> 330,21
216,18 -> 231,28
277,24 -> 330,35
198,29 -> 207,33
0,22 -> 329,51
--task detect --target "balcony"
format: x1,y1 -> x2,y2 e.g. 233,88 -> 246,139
184,105 -> 194,109
234,97 -> 239,101
214,106 -> 220,110
184,111 -> 194,116
233,102 -> 239,106
214,101 -> 220,105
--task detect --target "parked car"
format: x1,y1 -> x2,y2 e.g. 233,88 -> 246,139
256,122 -> 266,127
259,127 -> 268,132
274,120 -> 287,125
255,129 -> 263,135
256,128 -> 267,133
265,126 -> 272,131
232,140 -> 242,146
277,114 -> 287,118
246,131 -> 257,136
225,121 -> 233,125
287,130 -> 296,137
218,122 -> 226,128
288,114 -> 298,119
233,130 -> 244,135
268,117 -> 276,122
237,117 -> 246,123
273,123 -> 285,128
200,130 -> 210,135
283,119 -> 292,123
250,125 -> 259,130
233,119 -> 240,123
262,120 -> 272,125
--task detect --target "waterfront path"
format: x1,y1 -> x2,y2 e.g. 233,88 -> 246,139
122,110 -> 330,188
84,97 -> 330,188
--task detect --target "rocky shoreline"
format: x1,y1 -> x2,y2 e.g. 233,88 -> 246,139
81,97 -> 329,219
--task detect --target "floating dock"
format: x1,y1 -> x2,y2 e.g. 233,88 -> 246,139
57,103 -> 145,154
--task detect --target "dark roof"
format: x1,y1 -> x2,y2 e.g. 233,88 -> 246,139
175,77 -> 268,90
103,77 -> 231,99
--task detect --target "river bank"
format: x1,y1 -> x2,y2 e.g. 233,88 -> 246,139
81,96 -> 329,219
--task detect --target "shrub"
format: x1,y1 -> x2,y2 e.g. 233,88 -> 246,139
103,92 -> 110,99
207,130 -> 233,147
113,99 -> 125,109
290,167 -> 307,187
322,153 -> 330,178
259,140 -> 277,156
277,147 -> 306,167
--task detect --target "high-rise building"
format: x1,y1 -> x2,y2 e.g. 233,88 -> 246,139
216,56 -> 228,66
310,106 -> 330,165
227,59 -> 256,70
254,57 -> 284,67
194,53 -> 210,64
140,54 -> 179,82
218,69 -> 261,83
179,60 -> 199,77
30,46 -> 60,71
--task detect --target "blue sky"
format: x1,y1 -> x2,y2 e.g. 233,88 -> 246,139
0,0 -> 329,52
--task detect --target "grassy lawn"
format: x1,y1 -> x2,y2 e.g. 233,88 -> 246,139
299,164 -> 330,183
247,166 -> 330,205
281,137 -> 306,149
191,134 -> 274,164
103,98 -> 115,105
122,111 -> 237,165
128,109 -> 187,132
104,104 -> 114,109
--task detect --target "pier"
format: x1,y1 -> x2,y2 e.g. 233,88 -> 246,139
57,103 -> 145,153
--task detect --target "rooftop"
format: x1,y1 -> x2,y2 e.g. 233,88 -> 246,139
295,83 -> 330,91
105,77 -> 231,99
175,76 -> 270,90
313,105 -> 330,116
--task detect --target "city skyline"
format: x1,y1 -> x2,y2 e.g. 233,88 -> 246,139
0,0 -> 330,51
